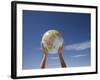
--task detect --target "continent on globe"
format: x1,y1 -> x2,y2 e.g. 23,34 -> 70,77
41,30 -> 64,54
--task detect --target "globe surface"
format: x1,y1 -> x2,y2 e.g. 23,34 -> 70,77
41,30 -> 64,54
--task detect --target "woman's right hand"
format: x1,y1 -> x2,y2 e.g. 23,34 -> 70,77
42,44 -> 48,57
40,44 -> 48,69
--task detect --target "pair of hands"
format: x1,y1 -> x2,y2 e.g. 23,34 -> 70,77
40,44 -> 66,68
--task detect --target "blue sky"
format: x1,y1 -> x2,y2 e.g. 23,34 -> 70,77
22,10 -> 91,69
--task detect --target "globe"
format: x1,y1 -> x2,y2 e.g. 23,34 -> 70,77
41,30 -> 64,54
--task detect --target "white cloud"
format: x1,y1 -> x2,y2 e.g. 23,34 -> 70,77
65,41 -> 90,51
51,57 -> 58,60
71,54 -> 87,58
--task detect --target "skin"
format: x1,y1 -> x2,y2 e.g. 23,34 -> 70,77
40,43 -> 66,68
40,44 -> 48,68
58,43 -> 66,67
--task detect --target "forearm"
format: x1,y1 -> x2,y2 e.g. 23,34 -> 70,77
59,54 -> 66,67
40,55 -> 47,69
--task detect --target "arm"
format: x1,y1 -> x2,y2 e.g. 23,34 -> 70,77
40,44 -> 48,69
40,54 -> 47,68
58,44 -> 66,68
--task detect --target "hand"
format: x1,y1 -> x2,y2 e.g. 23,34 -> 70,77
42,44 -> 48,57
40,44 -> 48,69
58,43 -> 64,55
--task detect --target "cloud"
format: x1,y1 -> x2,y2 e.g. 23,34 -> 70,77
71,54 -> 87,58
51,57 -> 58,60
65,41 -> 90,51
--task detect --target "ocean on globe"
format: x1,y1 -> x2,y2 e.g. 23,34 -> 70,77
41,30 -> 64,54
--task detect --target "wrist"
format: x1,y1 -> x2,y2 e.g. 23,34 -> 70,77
58,53 -> 62,57
44,54 -> 47,58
